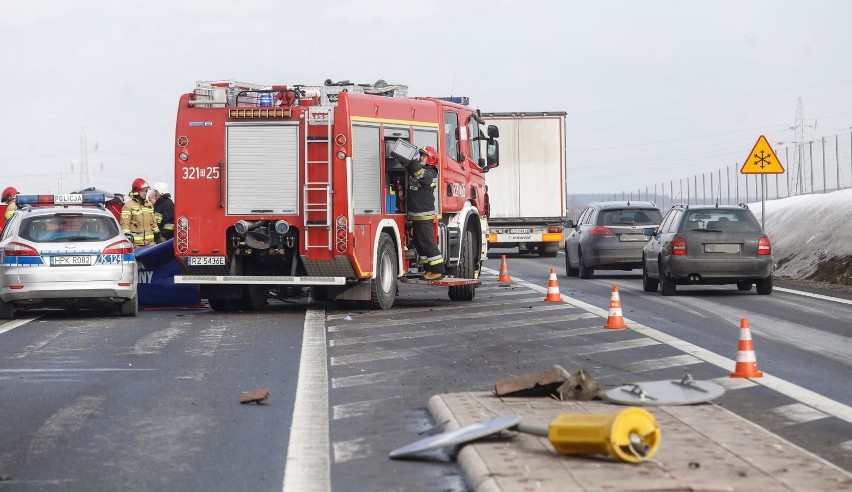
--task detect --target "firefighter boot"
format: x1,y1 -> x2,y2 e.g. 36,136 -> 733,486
422,271 -> 444,281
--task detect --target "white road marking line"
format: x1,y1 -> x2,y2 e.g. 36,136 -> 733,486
27,395 -> 106,462
13,327 -> 75,359
332,438 -> 370,464
329,312 -> 598,347
282,305 -> 330,492
616,354 -> 703,374
712,376 -> 758,390
327,293 -> 543,321
482,267 -> 852,425
775,287 -> 852,305
840,440 -> 852,454
328,303 -> 574,333
767,403 -> 830,425
333,396 -> 402,420
0,368 -> 155,373
0,315 -> 40,336
130,322 -> 189,355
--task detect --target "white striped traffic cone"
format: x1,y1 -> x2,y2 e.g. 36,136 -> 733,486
730,318 -> 763,378
603,284 -> 628,329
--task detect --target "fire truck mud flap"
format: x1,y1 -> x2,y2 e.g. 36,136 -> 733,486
398,276 -> 480,287
174,275 -> 346,285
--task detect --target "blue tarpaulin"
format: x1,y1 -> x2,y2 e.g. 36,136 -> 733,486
134,239 -> 200,309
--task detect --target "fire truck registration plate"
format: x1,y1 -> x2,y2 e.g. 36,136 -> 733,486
187,256 -> 226,266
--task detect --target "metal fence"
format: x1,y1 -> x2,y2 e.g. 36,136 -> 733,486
610,131 -> 852,210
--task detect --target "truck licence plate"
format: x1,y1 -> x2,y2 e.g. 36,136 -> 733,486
509,228 -> 531,234
51,255 -> 94,266
187,256 -> 226,266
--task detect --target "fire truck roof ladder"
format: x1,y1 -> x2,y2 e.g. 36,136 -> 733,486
303,106 -> 334,250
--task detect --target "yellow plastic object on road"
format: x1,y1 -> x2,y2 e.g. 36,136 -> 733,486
547,407 -> 660,463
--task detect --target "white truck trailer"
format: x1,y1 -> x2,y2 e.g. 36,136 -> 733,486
482,112 -> 567,257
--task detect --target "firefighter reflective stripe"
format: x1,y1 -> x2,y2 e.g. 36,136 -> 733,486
129,232 -> 156,243
4,201 -> 16,220
423,255 -> 444,266
154,212 -> 163,224
162,223 -> 175,231
408,212 -> 436,220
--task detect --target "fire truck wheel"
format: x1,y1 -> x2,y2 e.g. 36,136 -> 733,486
239,285 -> 268,311
370,233 -> 397,309
449,230 -> 476,301
209,298 -> 237,311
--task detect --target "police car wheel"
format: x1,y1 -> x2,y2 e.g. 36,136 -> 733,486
0,299 -> 16,320
119,295 -> 138,317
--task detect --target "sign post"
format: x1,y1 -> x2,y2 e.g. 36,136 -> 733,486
740,135 -> 785,229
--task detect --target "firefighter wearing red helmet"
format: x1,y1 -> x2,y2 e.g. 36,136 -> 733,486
2,186 -> 19,221
121,178 -> 159,247
404,146 -> 445,280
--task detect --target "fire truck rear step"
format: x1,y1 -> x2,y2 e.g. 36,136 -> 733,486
174,275 -> 346,285
398,276 -> 481,287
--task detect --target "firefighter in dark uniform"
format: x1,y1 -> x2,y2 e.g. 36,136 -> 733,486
405,146 -> 446,280
148,182 -> 175,242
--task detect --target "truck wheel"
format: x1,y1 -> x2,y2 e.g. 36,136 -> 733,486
208,298 -> 236,311
539,244 -> 558,258
118,295 -> 138,317
311,286 -> 330,302
578,251 -> 594,279
642,259 -> 658,292
238,285 -> 268,310
370,233 -> 397,309
755,275 -> 773,295
0,299 -> 16,320
449,230 -> 476,301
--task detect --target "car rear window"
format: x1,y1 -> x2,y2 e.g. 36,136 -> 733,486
600,208 -> 662,226
682,210 -> 761,233
19,214 -> 119,243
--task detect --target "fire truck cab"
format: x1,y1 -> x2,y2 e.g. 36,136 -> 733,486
173,79 -> 499,310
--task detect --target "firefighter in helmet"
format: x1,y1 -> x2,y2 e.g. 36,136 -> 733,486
2,186 -> 18,221
404,146 -> 446,280
147,181 -> 175,242
121,178 -> 159,248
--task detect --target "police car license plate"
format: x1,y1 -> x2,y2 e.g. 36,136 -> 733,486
187,256 -> 226,266
51,255 -> 94,266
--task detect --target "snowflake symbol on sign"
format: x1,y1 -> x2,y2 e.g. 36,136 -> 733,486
753,149 -> 773,170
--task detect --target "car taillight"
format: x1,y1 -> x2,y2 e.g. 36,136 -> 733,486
671,236 -> 687,256
758,236 -> 771,255
548,226 -> 563,233
590,226 -> 613,236
4,242 -> 39,256
103,239 -> 134,255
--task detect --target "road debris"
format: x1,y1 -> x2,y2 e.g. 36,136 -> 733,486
495,365 -> 600,400
239,388 -> 270,404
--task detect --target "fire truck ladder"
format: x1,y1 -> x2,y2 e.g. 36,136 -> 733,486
303,107 -> 334,250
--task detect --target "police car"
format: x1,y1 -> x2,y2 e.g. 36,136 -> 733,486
0,193 -> 138,319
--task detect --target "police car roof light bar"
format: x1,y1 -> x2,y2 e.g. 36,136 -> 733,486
16,193 -> 106,206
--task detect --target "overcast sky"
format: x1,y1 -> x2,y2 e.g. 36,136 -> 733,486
2,0 -> 851,198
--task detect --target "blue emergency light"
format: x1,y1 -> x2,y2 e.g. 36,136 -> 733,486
434,96 -> 470,105
16,193 -> 106,206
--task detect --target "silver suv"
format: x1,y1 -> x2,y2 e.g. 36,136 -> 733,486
641,204 -> 773,295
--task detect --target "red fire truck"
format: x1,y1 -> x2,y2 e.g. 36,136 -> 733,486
172,79 -> 499,310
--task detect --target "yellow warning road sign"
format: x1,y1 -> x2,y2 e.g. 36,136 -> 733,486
741,135 -> 785,174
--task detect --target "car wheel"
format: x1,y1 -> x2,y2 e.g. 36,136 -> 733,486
756,275 -> 773,295
565,246 -> 579,277
642,259 -> 658,292
119,295 -> 138,317
578,251 -> 594,279
449,230 -> 476,301
0,299 -> 16,320
370,232 -> 398,309
660,268 -> 676,296
737,282 -> 752,292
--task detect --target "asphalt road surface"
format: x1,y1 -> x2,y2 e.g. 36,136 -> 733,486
1,251 -> 849,491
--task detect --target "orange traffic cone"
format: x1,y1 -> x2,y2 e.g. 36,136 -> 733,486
497,255 -> 512,284
544,268 -> 562,302
730,318 -> 763,378
603,284 -> 628,329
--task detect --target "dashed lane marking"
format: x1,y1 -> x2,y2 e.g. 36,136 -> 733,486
767,403 -> 830,425
27,395 -> 106,462
482,267 -> 852,425
775,287 -> 852,305
0,315 -> 41,336
332,438 -> 371,464
332,396 -> 402,420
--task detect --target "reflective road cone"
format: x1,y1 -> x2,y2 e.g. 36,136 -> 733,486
544,268 -> 562,302
497,255 -> 512,283
603,284 -> 628,329
731,318 -> 763,378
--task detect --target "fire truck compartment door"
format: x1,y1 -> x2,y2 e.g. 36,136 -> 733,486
352,124 -> 382,214
174,275 -> 345,285
226,123 -> 299,215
